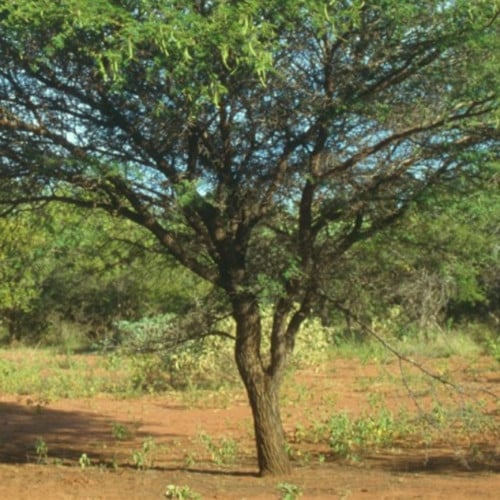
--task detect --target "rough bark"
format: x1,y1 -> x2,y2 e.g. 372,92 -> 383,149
233,296 -> 292,476
244,371 -> 291,476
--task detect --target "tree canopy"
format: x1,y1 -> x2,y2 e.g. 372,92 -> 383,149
0,0 -> 498,475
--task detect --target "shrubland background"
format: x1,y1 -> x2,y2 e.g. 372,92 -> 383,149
1,169 -> 499,369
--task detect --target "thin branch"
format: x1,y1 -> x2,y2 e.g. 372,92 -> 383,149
128,329 -> 236,354
330,301 -> 498,400
322,96 -> 496,179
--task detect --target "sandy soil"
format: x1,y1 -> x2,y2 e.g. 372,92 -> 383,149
0,356 -> 498,499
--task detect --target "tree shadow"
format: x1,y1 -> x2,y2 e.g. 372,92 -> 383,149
112,462 -> 259,477
0,400 -> 261,477
365,445 -> 500,474
0,400 -> 174,464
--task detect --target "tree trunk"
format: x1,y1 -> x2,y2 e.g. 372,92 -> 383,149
243,371 -> 291,476
233,296 -> 292,476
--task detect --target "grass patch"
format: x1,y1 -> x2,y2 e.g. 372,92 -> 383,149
0,348 -> 136,399
394,331 -> 484,359
287,397 -> 499,464
0,324 -> 490,402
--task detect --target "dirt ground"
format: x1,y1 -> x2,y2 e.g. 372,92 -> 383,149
0,356 -> 498,499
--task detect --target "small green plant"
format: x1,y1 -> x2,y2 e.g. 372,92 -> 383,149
277,482 -> 302,500
111,422 -> 133,440
164,484 -> 202,499
78,453 -> 92,469
485,334 -> 500,362
34,437 -> 48,464
184,452 -> 197,467
109,456 -> 120,471
198,432 -> 237,466
328,408 -> 405,461
132,436 -> 158,470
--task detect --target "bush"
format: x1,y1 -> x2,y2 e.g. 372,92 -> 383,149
328,409 -> 406,460
115,314 -> 238,391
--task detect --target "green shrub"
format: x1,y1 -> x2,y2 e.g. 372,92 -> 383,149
328,409 -> 408,461
164,484 -> 201,500
117,314 -> 238,391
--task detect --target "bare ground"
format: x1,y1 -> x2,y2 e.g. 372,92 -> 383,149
1,356 -> 498,499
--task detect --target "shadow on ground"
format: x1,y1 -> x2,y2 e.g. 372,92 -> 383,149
366,446 -> 500,474
0,400 -> 165,465
1,399 -> 498,478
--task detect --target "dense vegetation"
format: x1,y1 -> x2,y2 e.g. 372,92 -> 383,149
1,167 -> 498,350
0,204 -> 207,345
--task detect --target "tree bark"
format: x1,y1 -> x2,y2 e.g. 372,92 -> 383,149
243,366 -> 291,476
233,296 -> 292,476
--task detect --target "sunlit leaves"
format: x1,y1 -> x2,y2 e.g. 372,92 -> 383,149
0,0 -> 498,326
0,214 -> 47,311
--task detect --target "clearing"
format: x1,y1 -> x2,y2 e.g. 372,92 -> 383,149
0,353 -> 498,499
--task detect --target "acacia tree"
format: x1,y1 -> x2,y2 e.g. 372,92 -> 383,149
0,0 -> 498,475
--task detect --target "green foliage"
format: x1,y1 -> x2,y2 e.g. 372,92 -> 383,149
111,422 -> 134,441
0,0 -> 498,475
117,314 -> 238,391
0,0 -> 496,354
164,484 -> 202,500
0,214 -> 46,312
78,453 -> 92,469
327,409 -> 404,461
2,0 -> 278,105
0,348 -> 136,399
197,432 -> 238,467
0,204 -> 206,345
484,335 -> 500,363
319,167 -> 500,334
277,482 -> 302,500
0,210 -> 56,341
132,436 -> 159,470
34,437 -> 49,464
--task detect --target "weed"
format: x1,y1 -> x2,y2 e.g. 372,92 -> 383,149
277,482 -> 302,500
184,452 -> 197,467
107,456 -> 120,471
34,437 -> 48,464
130,354 -> 170,393
291,423 -> 307,443
420,400 -> 497,442
111,422 -> 133,440
132,436 -> 158,470
178,386 -> 236,409
78,453 -> 92,469
164,484 -> 202,500
0,348 -> 136,399
484,334 -> 500,362
328,409 -> 407,461
197,432 -> 238,466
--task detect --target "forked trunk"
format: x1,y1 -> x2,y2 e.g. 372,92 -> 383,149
233,297 -> 292,476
